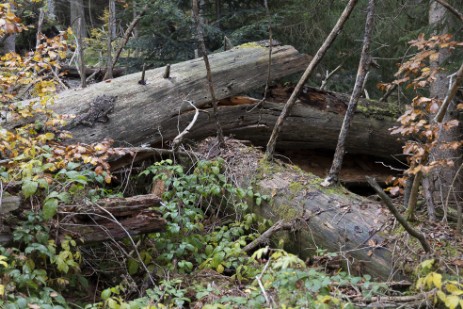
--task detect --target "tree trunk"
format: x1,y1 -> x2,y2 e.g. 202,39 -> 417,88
199,138 -> 410,280
4,46 -> 402,159
428,2 -> 462,211
70,0 -> 87,38
46,0 -> 56,21
4,45 -> 309,142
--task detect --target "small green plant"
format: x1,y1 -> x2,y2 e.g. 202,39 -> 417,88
0,213 -> 83,307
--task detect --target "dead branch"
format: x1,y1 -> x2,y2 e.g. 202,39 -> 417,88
320,65 -> 342,90
111,4 -> 148,71
243,220 -> 293,252
434,62 -> 463,123
351,288 -> 436,307
172,100 -> 200,149
366,177 -> 431,253
192,0 -> 225,146
434,0 -> 463,23
265,0 -> 358,160
323,0 -> 376,186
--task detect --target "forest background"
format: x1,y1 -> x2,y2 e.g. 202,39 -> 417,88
1,0 -> 463,308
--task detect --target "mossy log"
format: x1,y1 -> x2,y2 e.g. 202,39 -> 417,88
206,139 -> 412,281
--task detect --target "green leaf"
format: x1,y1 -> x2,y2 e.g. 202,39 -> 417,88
205,245 -> 213,256
66,162 -> 81,170
101,288 -> 111,300
43,198 -> 58,220
22,179 -> 38,198
127,258 -> 139,275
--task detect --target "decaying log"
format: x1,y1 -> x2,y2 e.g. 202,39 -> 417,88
202,138 -> 412,280
5,46 -> 401,159
174,88 -> 403,158
0,194 -> 166,245
4,45 -> 309,145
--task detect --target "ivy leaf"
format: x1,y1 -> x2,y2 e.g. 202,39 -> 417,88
22,179 -> 38,198
43,198 -> 58,220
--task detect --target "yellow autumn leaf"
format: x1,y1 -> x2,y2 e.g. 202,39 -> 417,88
82,155 -> 91,163
104,174 -> 112,184
445,295 -> 460,309
432,272 -> 443,289
437,290 -> 447,303
446,283 -> 463,296
0,255 -> 8,267
416,277 -> 424,289
0,284 -> 4,296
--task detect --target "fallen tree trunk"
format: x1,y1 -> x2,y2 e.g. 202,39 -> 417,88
0,194 -> 166,245
201,139 -> 413,281
4,44 -> 310,144
4,45 -> 402,158
163,88 -> 403,158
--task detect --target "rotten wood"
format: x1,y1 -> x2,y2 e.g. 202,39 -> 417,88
0,194 -> 166,245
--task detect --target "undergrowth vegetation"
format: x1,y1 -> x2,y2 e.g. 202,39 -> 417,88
1,157 -> 393,308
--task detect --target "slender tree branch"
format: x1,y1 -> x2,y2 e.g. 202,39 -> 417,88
111,4 -> 148,71
320,65 -> 342,90
172,100 -> 200,149
434,61 -> 463,123
192,0 -> 225,146
366,177 -> 431,253
322,0 -> 375,186
264,0 -> 358,161
434,0 -> 463,23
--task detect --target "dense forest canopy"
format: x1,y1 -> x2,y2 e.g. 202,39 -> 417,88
1,0 -> 463,308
